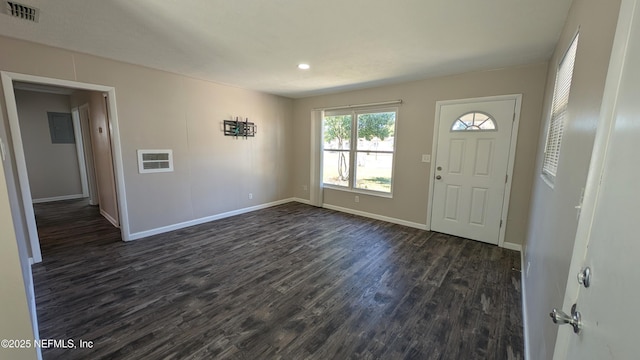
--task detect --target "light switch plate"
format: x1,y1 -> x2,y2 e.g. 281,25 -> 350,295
421,154 -> 431,163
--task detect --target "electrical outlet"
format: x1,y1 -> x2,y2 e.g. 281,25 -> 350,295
355,195 -> 359,203
302,185 -> 308,191
421,154 -> 431,163
248,193 -> 253,200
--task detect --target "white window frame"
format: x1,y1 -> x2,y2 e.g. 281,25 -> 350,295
322,106 -> 398,197
542,32 -> 579,183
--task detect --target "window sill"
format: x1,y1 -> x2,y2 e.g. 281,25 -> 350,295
541,173 -> 555,189
323,185 -> 393,199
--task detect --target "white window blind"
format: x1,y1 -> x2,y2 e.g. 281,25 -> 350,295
543,33 -> 579,178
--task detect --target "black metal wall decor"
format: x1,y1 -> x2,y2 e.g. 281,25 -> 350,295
224,117 -> 256,139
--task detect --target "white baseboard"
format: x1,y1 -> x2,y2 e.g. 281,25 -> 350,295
100,209 -> 120,229
32,194 -> 84,203
292,197 -> 312,205
520,248 -> 531,360
321,203 -> 428,230
127,198 -> 296,241
125,197 -> 511,251
502,242 -> 522,252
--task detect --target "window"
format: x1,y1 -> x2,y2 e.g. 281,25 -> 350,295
452,112 -> 497,131
322,108 -> 397,194
543,33 -> 579,179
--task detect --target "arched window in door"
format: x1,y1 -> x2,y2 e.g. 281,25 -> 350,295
451,111 -> 497,131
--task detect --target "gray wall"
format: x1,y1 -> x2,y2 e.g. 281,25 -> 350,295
292,63 -> 548,247
523,0 -> 621,358
14,90 -> 83,201
0,34 -> 293,255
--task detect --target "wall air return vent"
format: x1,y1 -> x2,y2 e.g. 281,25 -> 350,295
6,2 -> 39,22
137,150 -> 174,174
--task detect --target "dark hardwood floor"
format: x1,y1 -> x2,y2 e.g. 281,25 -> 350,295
32,199 -> 523,360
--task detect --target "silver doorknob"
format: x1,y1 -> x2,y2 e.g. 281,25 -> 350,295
435,175 -> 442,180
577,267 -> 591,288
550,303 -> 582,334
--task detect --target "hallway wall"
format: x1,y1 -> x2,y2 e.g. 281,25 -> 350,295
15,90 -> 83,202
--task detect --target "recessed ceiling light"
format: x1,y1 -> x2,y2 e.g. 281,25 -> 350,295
298,63 -> 310,70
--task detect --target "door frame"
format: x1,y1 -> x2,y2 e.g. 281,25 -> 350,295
74,103 -> 100,205
70,106 -> 90,199
426,94 -> 522,248
553,0 -> 635,357
0,71 -> 131,263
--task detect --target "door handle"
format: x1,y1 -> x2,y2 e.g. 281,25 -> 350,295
435,175 -> 442,180
550,303 -> 582,334
577,267 -> 591,288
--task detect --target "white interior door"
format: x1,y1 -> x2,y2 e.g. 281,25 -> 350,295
430,98 -> 516,244
554,0 -> 640,358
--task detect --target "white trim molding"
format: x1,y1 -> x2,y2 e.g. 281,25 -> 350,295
71,107 -> 90,197
0,71 -> 130,261
129,198 -> 428,242
101,209 -> 120,229
321,203 -> 428,230
520,248 -> 531,360
128,198 -> 295,240
32,194 -> 85,204
292,197 -> 312,205
501,242 -> 522,252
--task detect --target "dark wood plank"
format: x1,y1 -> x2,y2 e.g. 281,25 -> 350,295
32,199 -> 523,359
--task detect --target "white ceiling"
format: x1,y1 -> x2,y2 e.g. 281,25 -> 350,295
0,0 -> 573,98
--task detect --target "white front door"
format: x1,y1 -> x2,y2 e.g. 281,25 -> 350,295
554,1 -> 640,358
430,98 -> 517,244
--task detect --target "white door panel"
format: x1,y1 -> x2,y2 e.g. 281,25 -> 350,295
473,138 -> 494,176
431,99 -> 515,244
447,139 -> 465,174
444,185 -> 461,221
555,1 -> 640,358
469,187 -> 488,225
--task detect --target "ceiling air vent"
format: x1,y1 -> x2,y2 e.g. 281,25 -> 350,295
6,2 -> 39,22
